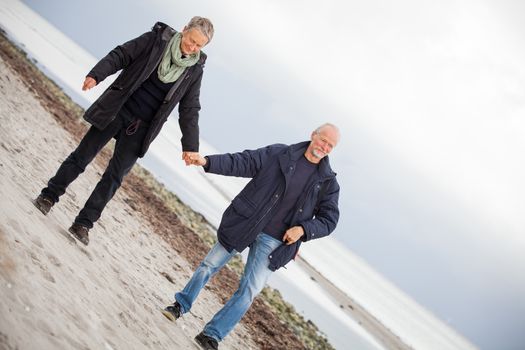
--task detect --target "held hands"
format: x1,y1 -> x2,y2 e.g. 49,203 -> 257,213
182,152 -> 206,166
283,226 -> 305,245
82,77 -> 97,91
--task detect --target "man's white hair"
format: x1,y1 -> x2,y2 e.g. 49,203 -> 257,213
314,123 -> 340,135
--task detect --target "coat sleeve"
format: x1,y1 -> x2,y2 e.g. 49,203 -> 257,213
205,144 -> 283,178
300,178 -> 340,241
178,68 -> 203,152
87,30 -> 155,83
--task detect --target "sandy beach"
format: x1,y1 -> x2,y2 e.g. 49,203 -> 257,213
0,48 -> 259,350
0,34 -> 313,349
0,31 -> 413,350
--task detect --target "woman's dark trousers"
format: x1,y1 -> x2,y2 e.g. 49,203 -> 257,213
41,112 -> 147,228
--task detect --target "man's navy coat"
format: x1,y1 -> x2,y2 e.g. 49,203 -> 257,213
205,141 -> 340,271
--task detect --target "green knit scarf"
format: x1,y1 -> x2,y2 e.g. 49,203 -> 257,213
157,32 -> 200,83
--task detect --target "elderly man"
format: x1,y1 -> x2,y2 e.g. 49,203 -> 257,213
162,124 -> 341,350
34,17 -> 214,245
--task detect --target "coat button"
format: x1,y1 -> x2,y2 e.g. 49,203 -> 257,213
298,208 -> 303,212
275,194 -> 279,198
269,255 -> 272,258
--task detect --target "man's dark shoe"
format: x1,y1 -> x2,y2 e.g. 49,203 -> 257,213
33,194 -> 54,215
161,301 -> 182,322
195,332 -> 219,350
68,223 -> 89,245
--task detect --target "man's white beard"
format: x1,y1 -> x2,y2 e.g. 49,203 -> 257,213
312,149 -> 324,159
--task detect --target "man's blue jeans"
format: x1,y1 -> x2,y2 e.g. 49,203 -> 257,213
175,232 -> 282,341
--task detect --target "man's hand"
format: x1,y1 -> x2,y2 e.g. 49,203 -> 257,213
82,77 -> 97,91
283,226 -> 304,245
182,152 -> 206,166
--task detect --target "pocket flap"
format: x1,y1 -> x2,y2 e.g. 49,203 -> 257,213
231,196 -> 256,218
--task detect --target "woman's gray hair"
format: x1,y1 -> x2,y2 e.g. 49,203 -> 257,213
186,16 -> 214,43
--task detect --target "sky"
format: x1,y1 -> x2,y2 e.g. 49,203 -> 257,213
17,0 -> 525,348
